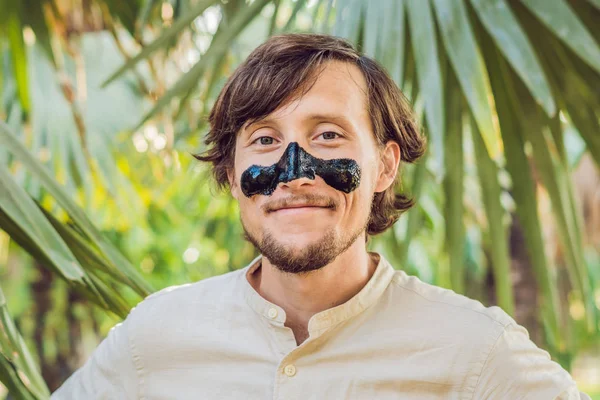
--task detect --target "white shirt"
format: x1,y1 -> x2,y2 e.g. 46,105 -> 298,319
52,252 -> 590,399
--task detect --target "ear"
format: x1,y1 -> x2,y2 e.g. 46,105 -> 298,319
227,168 -> 240,200
374,141 -> 401,193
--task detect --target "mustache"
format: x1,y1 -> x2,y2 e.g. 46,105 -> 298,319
262,193 -> 338,213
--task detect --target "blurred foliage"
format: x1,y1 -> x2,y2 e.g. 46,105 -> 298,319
0,0 -> 599,398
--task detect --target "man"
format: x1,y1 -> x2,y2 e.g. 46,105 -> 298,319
52,33 -> 589,399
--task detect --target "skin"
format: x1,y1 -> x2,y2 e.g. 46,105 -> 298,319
228,60 -> 401,345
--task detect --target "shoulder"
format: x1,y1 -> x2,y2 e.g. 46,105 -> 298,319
388,269 -> 514,331
385,269 -> 581,397
384,268 -> 514,364
144,267 -> 244,303
471,313 -> 580,397
126,267 -> 246,328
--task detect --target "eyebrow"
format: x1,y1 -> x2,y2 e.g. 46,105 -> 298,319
244,113 -> 353,132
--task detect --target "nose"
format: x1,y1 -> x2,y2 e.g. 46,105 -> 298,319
278,142 -> 301,181
279,175 -> 316,191
276,142 -> 317,190
240,141 -> 321,197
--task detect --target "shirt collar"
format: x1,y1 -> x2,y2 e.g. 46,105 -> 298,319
240,252 -> 396,333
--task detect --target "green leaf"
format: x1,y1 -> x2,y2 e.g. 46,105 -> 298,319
269,0 -> 282,36
406,0 -> 444,174
319,0 -> 335,33
102,0 -> 219,88
135,0 -> 272,128
432,0 -> 500,160
380,0 -> 405,87
6,6 -> 30,113
0,165 -> 86,282
103,0 -> 138,36
560,79 -> 600,168
529,128 -> 595,332
0,190 -> 132,317
282,0 -> 308,32
363,0 -> 382,58
38,204 -> 142,292
309,0 -> 325,33
0,357 -> 37,400
21,0 -> 55,67
333,0 -> 363,43
480,26 -> 562,350
514,3 -> 600,167
569,1 -> 600,64
175,0 -> 238,121
137,0 -> 161,34
587,0 -> 600,9
442,71 -> 465,294
468,0 -> 555,116
0,39 -> 5,121
521,0 -> 600,74
548,116 -> 586,257
513,77 -> 596,332
0,121 -> 154,297
398,155 -> 427,266
470,117 -> 514,316
0,285 -> 50,399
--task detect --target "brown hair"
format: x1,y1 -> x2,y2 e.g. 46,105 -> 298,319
194,33 -> 426,236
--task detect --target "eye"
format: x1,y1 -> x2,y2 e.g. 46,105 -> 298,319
252,136 -> 275,145
319,131 -> 340,140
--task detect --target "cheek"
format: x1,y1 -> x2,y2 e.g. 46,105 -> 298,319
233,153 -> 242,183
237,198 -> 261,228
343,184 -> 371,215
354,153 -> 380,192
238,192 -> 255,209
348,163 -> 379,211
233,156 -> 252,194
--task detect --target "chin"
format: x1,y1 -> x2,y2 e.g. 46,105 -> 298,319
267,216 -> 336,235
272,230 -> 332,247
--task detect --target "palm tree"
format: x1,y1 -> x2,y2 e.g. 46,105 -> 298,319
0,0 -> 599,397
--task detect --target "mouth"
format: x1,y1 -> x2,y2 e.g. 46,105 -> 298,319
263,195 -> 338,214
271,205 -> 334,214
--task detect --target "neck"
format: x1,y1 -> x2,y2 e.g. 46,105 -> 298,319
248,235 -> 377,345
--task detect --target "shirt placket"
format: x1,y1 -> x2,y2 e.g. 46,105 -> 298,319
269,314 -> 331,400
271,334 -> 315,400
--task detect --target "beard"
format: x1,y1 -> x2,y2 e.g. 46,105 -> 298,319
241,215 -> 368,275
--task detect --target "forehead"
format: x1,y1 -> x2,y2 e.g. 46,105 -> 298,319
243,61 -> 371,131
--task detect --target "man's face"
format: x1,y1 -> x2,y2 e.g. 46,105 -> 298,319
229,61 -> 398,274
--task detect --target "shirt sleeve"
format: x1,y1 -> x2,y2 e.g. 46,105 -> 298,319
50,315 -> 139,400
472,322 -> 590,400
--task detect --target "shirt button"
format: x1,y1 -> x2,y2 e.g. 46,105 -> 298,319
284,364 -> 296,377
268,307 -> 278,319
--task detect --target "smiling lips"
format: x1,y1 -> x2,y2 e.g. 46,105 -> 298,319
271,203 -> 334,213
272,205 -> 333,217
264,194 -> 337,213
275,204 -> 325,211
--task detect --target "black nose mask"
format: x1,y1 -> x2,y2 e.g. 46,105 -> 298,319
240,142 -> 361,197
